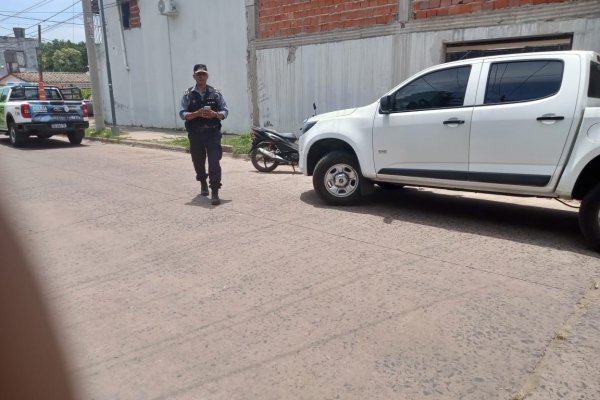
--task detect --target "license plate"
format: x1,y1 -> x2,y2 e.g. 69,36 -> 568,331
51,123 -> 67,129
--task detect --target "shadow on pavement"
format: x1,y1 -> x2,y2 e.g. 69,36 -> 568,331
300,186 -> 595,255
0,137 -> 85,151
185,193 -> 231,208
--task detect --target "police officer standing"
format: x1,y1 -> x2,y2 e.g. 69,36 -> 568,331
179,64 -> 229,205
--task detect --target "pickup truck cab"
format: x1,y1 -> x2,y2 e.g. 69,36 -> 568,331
299,50 -> 600,250
0,82 -> 89,147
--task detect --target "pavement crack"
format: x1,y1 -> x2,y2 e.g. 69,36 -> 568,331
510,279 -> 600,399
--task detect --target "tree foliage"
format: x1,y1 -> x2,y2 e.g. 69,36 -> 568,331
40,40 -> 88,72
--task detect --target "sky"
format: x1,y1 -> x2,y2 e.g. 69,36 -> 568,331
0,0 -> 86,43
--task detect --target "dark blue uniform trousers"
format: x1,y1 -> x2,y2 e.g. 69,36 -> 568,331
188,129 -> 222,189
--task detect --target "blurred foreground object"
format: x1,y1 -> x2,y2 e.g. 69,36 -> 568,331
0,204 -> 77,400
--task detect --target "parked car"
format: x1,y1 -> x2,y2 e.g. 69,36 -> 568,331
299,50 -> 600,250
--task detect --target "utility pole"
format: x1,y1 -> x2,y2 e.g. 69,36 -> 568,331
37,25 -> 46,100
82,0 -> 105,131
98,0 -> 119,136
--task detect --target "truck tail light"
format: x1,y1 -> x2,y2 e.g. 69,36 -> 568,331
81,102 -> 89,118
21,103 -> 31,119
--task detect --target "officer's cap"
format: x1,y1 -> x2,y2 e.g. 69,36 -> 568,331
193,64 -> 208,75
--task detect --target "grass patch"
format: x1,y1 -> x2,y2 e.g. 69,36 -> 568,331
222,133 -> 252,155
85,128 -> 125,143
159,137 -> 190,150
86,127 -> 112,139
85,127 -> 252,155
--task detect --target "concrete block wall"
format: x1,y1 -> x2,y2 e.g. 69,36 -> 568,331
258,0 -> 398,39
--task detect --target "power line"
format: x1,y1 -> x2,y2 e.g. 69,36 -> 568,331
0,0 -> 57,23
2,0 -> 119,41
23,0 -> 82,31
0,12 -> 84,25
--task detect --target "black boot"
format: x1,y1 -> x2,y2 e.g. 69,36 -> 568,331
211,188 -> 220,205
200,180 -> 209,196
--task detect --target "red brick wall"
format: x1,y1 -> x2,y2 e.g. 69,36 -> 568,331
413,0 -> 569,19
258,0 -> 398,39
130,0 -> 141,28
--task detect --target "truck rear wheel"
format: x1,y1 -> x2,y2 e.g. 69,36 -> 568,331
579,183 -> 600,251
68,129 -> 85,145
313,151 -> 363,205
9,123 -> 26,147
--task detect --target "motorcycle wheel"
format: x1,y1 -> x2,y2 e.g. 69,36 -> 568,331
251,141 -> 280,172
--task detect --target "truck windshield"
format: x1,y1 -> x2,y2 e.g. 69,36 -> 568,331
589,61 -> 600,98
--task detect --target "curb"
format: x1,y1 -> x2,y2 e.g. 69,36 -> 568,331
84,136 -> 235,155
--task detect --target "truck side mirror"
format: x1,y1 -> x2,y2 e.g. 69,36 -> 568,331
379,95 -> 392,114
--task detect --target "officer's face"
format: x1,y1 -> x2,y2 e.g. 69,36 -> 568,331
193,72 -> 208,86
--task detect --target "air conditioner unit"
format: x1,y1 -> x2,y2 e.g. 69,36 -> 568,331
158,0 -> 177,15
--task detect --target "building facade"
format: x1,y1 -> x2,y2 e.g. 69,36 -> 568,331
0,30 -> 39,75
98,0 -> 600,133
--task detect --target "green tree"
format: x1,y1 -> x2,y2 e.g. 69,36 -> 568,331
51,48 -> 81,71
40,40 -> 88,72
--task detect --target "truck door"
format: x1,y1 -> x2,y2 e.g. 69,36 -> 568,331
373,62 -> 480,183
469,55 -> 579,193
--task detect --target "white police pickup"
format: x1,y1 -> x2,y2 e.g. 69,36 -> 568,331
299,50 -> 600,250
0,83 -> 89,147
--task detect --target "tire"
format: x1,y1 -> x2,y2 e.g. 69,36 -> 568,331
251,141 -> 279,172
68,129 -> 85,145
579,183 -> 600,251
313,151 -> 363,205
9,123 -> 26,147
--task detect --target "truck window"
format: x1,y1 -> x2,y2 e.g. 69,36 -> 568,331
588,61 -> 600,98
9,88 -> 25,100
10,87 -> 62,100
391,66 -> 471,112
60,87 -> 83,100
44,88 -> 62,100
0,88 -> 8,102
484,60 -> 563,104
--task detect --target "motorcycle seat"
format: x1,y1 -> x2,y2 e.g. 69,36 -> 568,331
261,128 -> 297,140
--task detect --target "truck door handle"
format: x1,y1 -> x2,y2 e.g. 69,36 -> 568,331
536,116 -> 564,121
443,119 -> 465,125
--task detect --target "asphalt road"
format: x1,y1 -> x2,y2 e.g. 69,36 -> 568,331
1,136 -> 599,400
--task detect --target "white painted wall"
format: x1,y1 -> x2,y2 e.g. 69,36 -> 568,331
257,17 -> 600,133
96,0 -> 251,133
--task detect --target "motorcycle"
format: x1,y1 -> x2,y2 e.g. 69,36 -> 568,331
249,126 -> 299,172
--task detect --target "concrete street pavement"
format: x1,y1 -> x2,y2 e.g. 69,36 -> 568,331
0,135 -> 599,400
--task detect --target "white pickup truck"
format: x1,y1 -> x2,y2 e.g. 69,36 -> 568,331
0,83 -> 89,147
299,50 -> 600,250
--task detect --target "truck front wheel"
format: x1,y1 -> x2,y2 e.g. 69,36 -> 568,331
579,183 -> 600,251
313,151 -> 363,205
